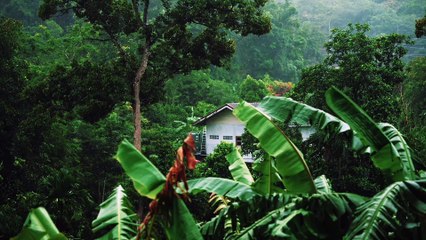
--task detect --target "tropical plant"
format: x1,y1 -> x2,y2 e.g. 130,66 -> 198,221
106,87 -> 424,239
12,207 -> 67,240
92,185 -> 138,239
13,87 -> 426,240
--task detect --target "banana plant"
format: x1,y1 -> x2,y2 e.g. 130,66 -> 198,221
12,207 -> 67,240
259,95 -> 350,135
114,135 -> 203,240
225,146 -> 254,185
233,101 -> 317,194
259,88 -> 417,181
325,87 -> 416,181
92,185 -> 138,240
345,180 -> 426,240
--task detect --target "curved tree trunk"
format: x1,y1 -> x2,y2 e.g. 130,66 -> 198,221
133,46 -> 150,151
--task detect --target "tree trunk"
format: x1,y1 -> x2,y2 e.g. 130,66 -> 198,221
133,46 -> 150,151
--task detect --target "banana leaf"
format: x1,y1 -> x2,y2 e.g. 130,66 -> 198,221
165,198 -> 203,240
12,207 -> 67,240
260,96 -> 350,135
378,123 -> 416,180
226,146 -> 254,185
228,207 -> 289,240
252,154 -> 285,195
345,180 -> 426,240
92,185 -> 138,240
233,101 -> 317,194
115,139 -> 166,199
314,175 -> 333,194
200,206 -> 229,237
325,87 -> 415,181
186,177 -> 261,201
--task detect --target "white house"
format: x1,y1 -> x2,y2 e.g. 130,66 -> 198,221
193,103 -> 315,162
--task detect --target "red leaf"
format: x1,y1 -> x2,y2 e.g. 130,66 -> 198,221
183,134 -> 200,170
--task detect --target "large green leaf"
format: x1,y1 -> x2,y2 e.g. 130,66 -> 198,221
231,193 -> 366,240
252,154 -> 285,195
233,101 -> 317,194
92,185 -> 138,240
186,177 -> 261,201
345,180 -> 426,240
165,198 -> 203,240
229,207 -> 289,240
314,175 -> 333,194
200,206 -> 229,238
226,146 -> 254,185
378,123 -> 416,180
325,87 -> 415,181
12,207 -> 67,240
115,139 -> 166,199
260,96 -> 350,134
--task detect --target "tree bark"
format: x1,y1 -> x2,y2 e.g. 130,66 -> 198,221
133,46 -> 150,151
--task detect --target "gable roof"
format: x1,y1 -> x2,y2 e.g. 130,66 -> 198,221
193,102 -> 259,126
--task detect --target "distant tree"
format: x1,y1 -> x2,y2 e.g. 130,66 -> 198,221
234,1 -> 324,82
239,75 -> 268,102
402,57 -> 426,170
164,70 -> 237,106
265,76 -> 294,96
39,0 -> 272,151
415,14 -> 426,37
292,23 -> 411,124
404,57 -> 426,127
0,18 -> 25,224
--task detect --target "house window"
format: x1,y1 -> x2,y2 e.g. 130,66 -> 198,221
236,136 -> 242,147
209,135 -> 219,140
223,136 -> 233,140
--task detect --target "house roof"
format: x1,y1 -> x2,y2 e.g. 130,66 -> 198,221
193,102 -> 260,126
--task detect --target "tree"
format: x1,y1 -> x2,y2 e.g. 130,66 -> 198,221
234,1 -> 324,82
415,14 -> 426,37
239,75 -> 268,102
292,23 -> 411,124
164,71 -> 236,107
39,0 -> 272,151
402,57 -> 426,171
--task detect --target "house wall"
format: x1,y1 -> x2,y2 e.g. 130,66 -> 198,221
204,110 -> 253,162
300,126 -> 316,140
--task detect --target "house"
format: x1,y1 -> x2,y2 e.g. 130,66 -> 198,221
193,103 -> 315,162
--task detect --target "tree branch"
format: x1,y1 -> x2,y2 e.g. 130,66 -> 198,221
103,27 -> 131,63
131,0 -> 144,29
143,0 -> 149,26
85,37 -> 111,42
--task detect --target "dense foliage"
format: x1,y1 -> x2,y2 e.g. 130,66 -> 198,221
1,0 -> 425,239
